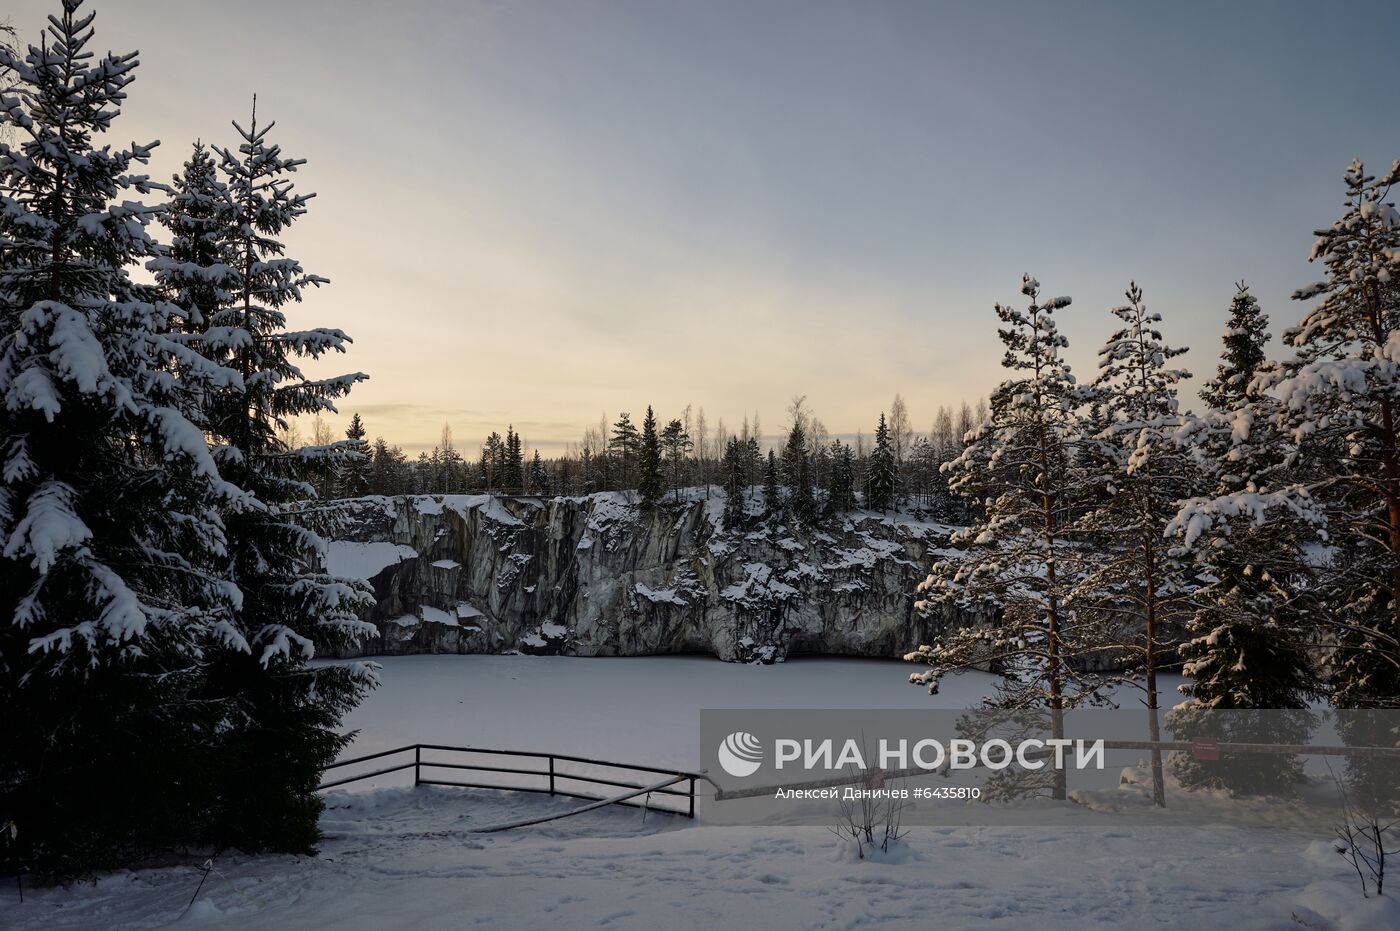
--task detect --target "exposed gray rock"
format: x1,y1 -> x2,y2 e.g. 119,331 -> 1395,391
321,493 -> 987,664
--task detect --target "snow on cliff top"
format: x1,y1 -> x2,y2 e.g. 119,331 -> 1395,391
412,494 -> 525,527
325,541 -> 418,580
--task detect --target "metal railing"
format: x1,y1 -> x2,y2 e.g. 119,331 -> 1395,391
318,744 -> 705,818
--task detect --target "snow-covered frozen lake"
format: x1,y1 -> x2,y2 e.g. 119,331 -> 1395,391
10,655 -> 1391,931
339,653 -> 1189,771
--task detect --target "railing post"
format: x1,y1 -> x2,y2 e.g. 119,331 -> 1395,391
688,777 -> 695,819
549,756 -> 555,796
414,745 -> 421,787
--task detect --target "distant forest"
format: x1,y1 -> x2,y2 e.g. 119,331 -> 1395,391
307,396 -> 989,521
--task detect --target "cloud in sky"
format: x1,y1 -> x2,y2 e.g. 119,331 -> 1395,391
7,0 -> 1399,453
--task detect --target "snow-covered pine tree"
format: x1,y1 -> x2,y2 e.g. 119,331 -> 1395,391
660,417 -> 692,504
337,413 -> 372,498
865,413 -> 896,512
1166,285 -> 1319,796
905,275 -> 1109,800
610,412 -> 639,488
198,101 -> 376,853
1280,160 -> 1400,711
0,1 -> 243,871
1077,282 -> 1195,806
637,406 -> 663,510
1261,160 -> 1400,804
479,429 -> 500,491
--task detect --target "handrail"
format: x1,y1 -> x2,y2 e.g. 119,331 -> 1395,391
412,744 -> 696,779
317,744 -> 710,819
471,774 -> 690,834
327,745 -> 421,770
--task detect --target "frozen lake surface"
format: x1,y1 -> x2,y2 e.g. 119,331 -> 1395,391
340,653 -> 1188,770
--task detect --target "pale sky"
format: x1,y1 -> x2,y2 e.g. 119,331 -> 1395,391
9,0 -> 1400,453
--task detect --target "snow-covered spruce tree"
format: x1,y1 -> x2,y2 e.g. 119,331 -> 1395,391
505,426 -> 524,492
369,436 -> 407,495
337,412 -> 372,498
1275,160 -> 1400,806
866,413 -> 896,512
1198,282 -> 1269,411
1077,282 -> 1196,807
827,440 -> 857,515
905,275 -> 1112,801
154,142 -> 233,336
762,449 -> 781,519
721,436 -> 747,529
197,103 -> 376,853
782,417 -> 816,524
0,1 -> 243,872
1281,161 -> 1400,711
637,405 -> 663,510
1166,285 -> 1319,797
744,433 -> 761,486
527,449 -> 549,495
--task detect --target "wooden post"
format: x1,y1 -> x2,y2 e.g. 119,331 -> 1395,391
549,756 -> 556,796
414,745 -> 421,787
688,777 -> 696,819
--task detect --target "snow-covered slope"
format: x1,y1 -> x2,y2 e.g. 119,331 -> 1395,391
12,783 -> 1392,930
321,493 -> 986,663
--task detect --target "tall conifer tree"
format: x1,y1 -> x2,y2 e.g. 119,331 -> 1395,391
1167,284 -> 1319,795
721,437 -> 747,529
782,418 -> 816,523
637,406 -> 663,510
197,102 -> 376,852
1078,282 -> 1195,806
866,414 -> 897,512
339,413 -> 372,498
906,276 -> 1107,800
0,1 -> 242,871
762,450 -> 782,519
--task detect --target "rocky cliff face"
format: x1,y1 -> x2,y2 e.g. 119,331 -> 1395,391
322,493 -> 984,663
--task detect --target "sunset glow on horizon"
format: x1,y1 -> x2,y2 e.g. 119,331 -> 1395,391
8,0 -> 1398,454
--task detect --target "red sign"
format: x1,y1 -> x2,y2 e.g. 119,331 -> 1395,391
1191,737 -> 1220,761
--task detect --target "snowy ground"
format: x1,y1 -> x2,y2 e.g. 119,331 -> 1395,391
5,656 -> 1392,930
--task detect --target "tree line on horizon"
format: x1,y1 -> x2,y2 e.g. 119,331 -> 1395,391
321,396 -> 989,521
